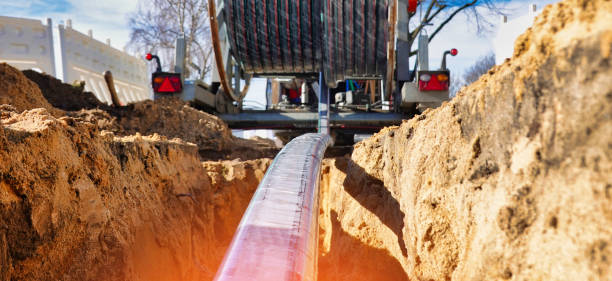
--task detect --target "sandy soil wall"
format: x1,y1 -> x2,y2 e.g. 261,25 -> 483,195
0,62 -> 275,280
0,106 -> 270,280
318,0 -> 612,280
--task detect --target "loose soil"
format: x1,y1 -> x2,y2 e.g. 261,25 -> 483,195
0,63 -> 275,280
0,64 -> 63,117
22,70 -> 107,111
19,70 -> 279,161
318,0 -> 612,280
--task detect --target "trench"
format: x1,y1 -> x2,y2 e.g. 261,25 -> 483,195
318,156 -> 409,281
1,0 -> 612,280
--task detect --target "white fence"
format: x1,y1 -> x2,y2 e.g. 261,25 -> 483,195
0,16 -> 55,76
0,16 -> 150,105
59,23 -> 150,104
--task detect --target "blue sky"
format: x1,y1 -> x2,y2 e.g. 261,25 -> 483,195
8,0 -> 73,14
424,0 -> 562,78
0,0 -> 138,49
0,0 -> 563,106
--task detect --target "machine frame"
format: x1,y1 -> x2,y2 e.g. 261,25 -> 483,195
146,0 -> 458,143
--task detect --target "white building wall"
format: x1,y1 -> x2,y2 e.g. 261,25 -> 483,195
59,22 -> 150,105
0,16 -> 151,106
0,16 -> 55,75
493,4 -> 540,65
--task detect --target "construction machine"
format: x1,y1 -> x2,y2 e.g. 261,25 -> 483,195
145,0 -> 458,144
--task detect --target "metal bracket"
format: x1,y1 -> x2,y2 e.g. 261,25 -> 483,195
318,72 -> 330,135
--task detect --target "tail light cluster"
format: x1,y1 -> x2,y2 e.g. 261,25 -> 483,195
151,72 -> 182,93
418,71 -> 450,91
145,52 -> 182,93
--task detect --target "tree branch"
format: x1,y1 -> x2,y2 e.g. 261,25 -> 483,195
429,0 -> 478,43
422,0 -> 437,23
426,6 -> 446,23
409,0 -> 438,42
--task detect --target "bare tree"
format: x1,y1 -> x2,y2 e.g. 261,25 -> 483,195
463,52 -> 496,84
127,0 -> 213,78
450,52 -> 496,96
407,0 -> 505,57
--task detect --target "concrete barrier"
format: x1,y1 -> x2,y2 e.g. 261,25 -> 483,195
0,16 -> 151,105
0,16 -> 55,76
59,23 -> 150,105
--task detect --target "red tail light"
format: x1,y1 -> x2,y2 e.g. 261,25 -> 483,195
145,53 -> 153,60
418,71 -> 450,91
152,73 -> 182,93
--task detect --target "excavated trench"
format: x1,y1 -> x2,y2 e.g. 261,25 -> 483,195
1,0 -> 611,280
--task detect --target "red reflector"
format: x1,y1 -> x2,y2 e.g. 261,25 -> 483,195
450,48 -> 458,56
152,73 -> 182,93
146,53 -> 152,60
157,78 -> 176,92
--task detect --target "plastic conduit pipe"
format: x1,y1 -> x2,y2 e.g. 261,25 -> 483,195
213,133 -> 332,281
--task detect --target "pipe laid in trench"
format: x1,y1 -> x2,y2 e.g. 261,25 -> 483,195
213,133 -> 332,281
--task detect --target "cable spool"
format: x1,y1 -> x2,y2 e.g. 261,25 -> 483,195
222,0 -> 389,88
224,0 -> 320,74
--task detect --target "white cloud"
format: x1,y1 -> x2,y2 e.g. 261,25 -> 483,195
59,0 -> 139,49
1,0 -> 564,72
0,1 -> 30,9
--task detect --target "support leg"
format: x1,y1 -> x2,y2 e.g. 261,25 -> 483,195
318,72 -> 330,135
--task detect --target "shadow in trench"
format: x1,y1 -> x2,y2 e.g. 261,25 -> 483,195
336,158 -> 408,257
318,210 -> 408,281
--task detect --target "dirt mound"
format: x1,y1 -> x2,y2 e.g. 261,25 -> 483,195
109,97 -> 279,160
22,70 -> 108,111
68,109 -> 123,132
0,64 -> 63,117
7,65 -> 279,160
0,106 -> 270,280
112,97 -> 233,151
318,0 -> 612,280
227,135 -> 281,161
